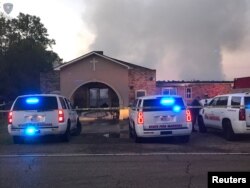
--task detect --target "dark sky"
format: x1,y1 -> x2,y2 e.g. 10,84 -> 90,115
83,0 -> 249,80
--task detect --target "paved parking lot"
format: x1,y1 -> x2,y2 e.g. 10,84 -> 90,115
1,119 -> 250,155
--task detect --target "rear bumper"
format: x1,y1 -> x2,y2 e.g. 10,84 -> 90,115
8,124 -> 67,136
135,123 -> 192,138
232,121 -> 250,134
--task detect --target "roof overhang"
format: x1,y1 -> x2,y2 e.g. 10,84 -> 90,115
54,51 -> 131,71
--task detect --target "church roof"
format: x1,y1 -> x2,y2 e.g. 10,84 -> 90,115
54,51 -> 155,71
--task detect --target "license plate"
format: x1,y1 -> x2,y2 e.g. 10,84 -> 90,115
25,115 -> 45,122
158,115 -> 174,122
161,117 -> 168,121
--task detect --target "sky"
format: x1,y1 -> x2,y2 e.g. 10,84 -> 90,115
1,0 -> 250,81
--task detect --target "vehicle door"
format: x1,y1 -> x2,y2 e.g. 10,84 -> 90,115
244,96 -> 250,127
129,99 -> 140,124
228,96 -> 241,125
65,98 -> 78,128
202,97 -> 219,127
212,96 -> 229,128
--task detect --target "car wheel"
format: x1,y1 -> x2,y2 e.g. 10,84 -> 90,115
13,136 -> 24,144
178,135 -> 190,143
223,120 -> 235,141
133,126 -> 142,143
61,122 -> 71,142
198,116 -> 207,133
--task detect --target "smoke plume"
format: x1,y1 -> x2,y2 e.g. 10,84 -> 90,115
83,0 -> 249,80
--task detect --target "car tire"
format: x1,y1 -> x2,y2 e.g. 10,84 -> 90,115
133,126 -> 142,143
13,136 -> 24,144
198,116 -> 207,133
223,120 -> 235,141
61,122 -> 71,142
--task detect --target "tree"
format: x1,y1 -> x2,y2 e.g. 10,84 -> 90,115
0,13 -> 61,100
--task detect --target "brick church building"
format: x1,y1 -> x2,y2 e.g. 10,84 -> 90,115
41,51 -> 156,109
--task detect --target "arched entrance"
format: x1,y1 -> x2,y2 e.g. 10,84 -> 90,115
72,82 -> 119,108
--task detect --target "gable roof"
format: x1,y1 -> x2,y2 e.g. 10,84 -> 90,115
54,51 -> 155,71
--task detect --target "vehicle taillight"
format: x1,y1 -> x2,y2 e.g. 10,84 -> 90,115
239,109 -> 246,121
58,110 -> 65,123
186,110 -> 192,122
137,111 -> 144,125
8,111 -> 13,124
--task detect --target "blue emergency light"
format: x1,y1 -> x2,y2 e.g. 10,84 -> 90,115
173,105 -> 181,112
25,126 -> 37,136
160,98 -> 175,106
26,97 -> 39,104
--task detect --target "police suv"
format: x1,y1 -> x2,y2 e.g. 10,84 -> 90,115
129,95 -> 192,143
8,94 -> 82,144
198,93 -> 250,140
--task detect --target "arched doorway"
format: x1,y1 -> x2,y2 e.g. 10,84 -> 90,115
72,82 -> 119,108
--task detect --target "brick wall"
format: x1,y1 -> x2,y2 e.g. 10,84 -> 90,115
128,68 -> 156,103
185,83 -> 233,104
40,71 -> 60,94
156,81 -> 233,105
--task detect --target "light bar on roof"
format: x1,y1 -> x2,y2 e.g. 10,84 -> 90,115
160,97 -> 175,106
26,97 -> 39,104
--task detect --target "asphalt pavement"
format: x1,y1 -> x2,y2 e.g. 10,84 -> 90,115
1,119 -> 250,188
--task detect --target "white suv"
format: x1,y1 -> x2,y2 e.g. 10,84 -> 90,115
198,93 -> 250,140
8,94 -> 82,143
129,95 -> 192,143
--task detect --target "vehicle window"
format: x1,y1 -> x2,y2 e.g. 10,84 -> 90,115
135,99 -> 142,111
131,99 -> 138,108
244,97 -> 250,109
142,97 -> 185,111
67,99 -> 73,109
138,99 -> 142,107
13,96 -> 58,111
231,97 -> 241,108
63,98 -> 70,109
216,96 -> 228,107
209,97 -> 219,106
59,97 -> 67,109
